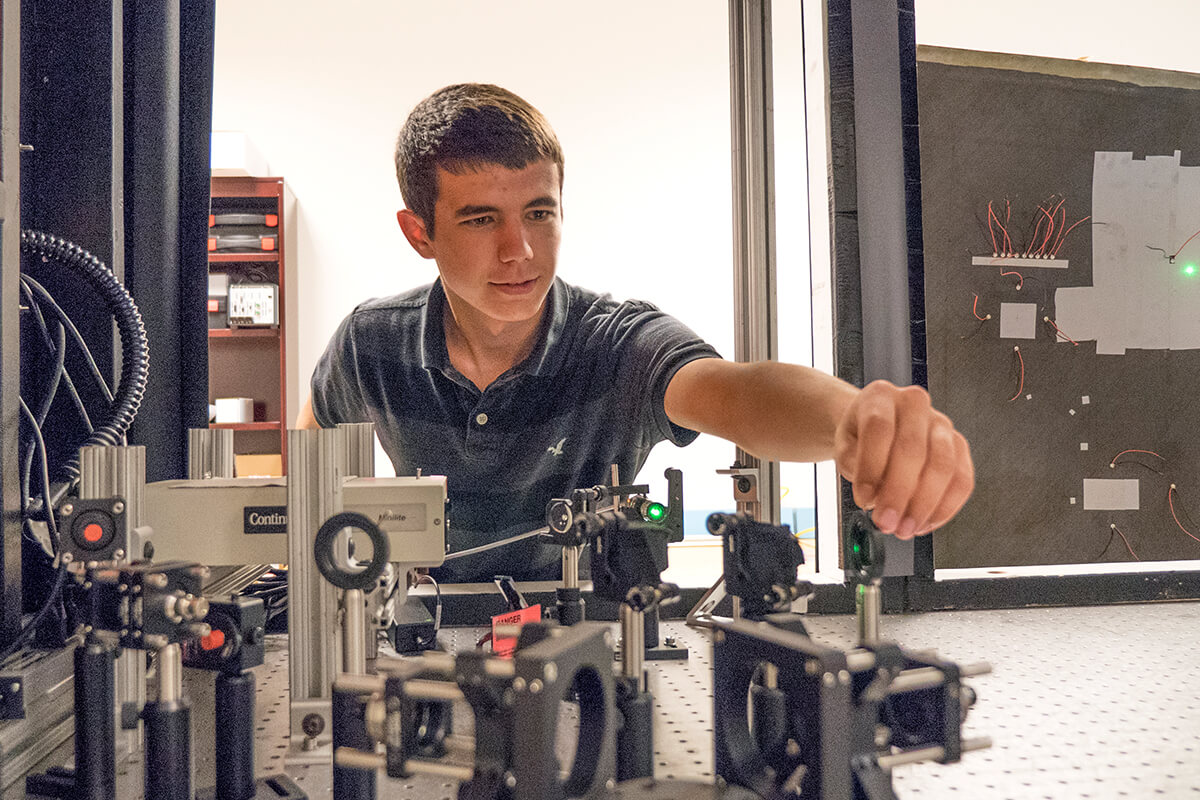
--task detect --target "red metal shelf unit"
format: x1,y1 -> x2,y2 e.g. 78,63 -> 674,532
208,176 -> 289,474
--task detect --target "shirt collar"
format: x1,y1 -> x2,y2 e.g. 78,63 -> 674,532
419,277 -> 570,379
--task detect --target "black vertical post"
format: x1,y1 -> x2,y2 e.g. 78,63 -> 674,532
215,671 -> 256,800
74,637 -> 117,800
332,685 -> 376,800
124,0 -> 180,484
176,0 -> 215,465
144,699 -> 193,800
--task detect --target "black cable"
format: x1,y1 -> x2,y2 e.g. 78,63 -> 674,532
20,231 -> 150,484
1,401 -> 69,663
19,274 -> 114,405
19,398 -> 60,553
22,322 -> 70,510
20,280 -> 94,433
0,563 -> 67,664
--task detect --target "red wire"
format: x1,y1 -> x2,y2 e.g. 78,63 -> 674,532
1044,317 -> 1079,346
1048,199 -> 1067,252
1168,485 -> 1200,544
1171,227 -> 1200,260
1000,269 -> 1024,289
1027,214 -> 1044,257
1036,204 -> 1057,256
1110,524 -> 1140,560
1008,346 -> 1024,402
1051,216 -> 1092,257
1110,449 -> 1166,466
987,201 -> 1012,255
1004,200 -> 1013,254
986,202 -> 999,255
972,294 -> 988,321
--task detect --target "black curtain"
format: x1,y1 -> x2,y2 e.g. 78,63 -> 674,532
123,0 -> 214,482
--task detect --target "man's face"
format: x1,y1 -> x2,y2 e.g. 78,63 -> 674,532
400,159 -> 562,330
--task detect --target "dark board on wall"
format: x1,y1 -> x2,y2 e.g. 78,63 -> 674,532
920,47 -> 1200,568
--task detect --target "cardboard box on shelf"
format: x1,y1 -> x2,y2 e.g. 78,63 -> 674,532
235,454 -> 283,478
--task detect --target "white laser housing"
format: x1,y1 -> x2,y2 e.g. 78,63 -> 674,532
144,475 -> 447,571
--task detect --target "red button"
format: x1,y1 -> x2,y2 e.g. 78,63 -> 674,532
83,523 -> 104,543
201,629 -> 226,651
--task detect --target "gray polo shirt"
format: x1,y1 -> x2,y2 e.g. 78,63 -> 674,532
310,277 -> 720,582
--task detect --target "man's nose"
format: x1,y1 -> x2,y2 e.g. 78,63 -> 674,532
497,219 -> 533,263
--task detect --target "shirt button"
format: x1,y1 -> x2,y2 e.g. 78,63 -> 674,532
475,413 -> 489,426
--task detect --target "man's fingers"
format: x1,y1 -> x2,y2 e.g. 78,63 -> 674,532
841,383 -> 902,510
835,381 -> 974,538
920,432 -> 974,533
867,386 -> 932,534
891,417 -> 960,539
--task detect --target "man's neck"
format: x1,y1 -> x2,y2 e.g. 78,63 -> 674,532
442,295 -> 546,391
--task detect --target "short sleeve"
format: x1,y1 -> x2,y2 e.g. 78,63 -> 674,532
610,302 -> 722,446
310,311 -> 371,427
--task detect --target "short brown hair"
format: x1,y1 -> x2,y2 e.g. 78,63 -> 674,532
395,84 -> 564,237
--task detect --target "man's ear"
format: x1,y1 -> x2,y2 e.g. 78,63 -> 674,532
397,209 -> 436,259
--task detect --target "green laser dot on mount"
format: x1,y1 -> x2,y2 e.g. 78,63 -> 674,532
645,502 -> 666,522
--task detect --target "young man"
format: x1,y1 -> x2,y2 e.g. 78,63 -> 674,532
299,83 -> 973,582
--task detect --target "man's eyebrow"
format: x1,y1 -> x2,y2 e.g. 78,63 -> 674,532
453,204 -> 499,219
452,197 -> 558,218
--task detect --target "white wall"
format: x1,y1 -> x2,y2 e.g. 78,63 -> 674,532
914,1 -> 1200,73
213,1 -> 741,504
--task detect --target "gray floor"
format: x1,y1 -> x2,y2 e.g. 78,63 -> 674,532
13,601 -> 1200,798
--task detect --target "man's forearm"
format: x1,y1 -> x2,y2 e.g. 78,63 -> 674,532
296,396 -> 320,429
665,359 -> 859,463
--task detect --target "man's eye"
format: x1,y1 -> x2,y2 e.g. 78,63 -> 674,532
463,216 -> 493,227
529,209 -> 553,221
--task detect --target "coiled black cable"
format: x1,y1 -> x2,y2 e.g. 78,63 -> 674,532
20,230 -> 150,483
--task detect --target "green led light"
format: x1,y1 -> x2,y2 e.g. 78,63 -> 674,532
645,502 -> 666,522
1184,263 -> 1198,277
852,542 -> 862,555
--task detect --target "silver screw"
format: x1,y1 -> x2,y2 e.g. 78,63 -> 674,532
528,679 -> 543,695
504,772 -> 517,789
113,549 -> 125,562
512,677 -> 527,693
112,501 -> 125,514
61,503 -> 74,516
543,663 -> 557,683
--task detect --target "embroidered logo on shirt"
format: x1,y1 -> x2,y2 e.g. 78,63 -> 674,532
547,437 -> 567,457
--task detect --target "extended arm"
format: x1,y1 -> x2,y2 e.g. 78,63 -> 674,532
663,358 -> 973,540
295,396 -> 319,429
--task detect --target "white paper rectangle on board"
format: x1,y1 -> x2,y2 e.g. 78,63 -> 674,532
1082,478 -> 1139,511
1000,303 -> 1038,339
